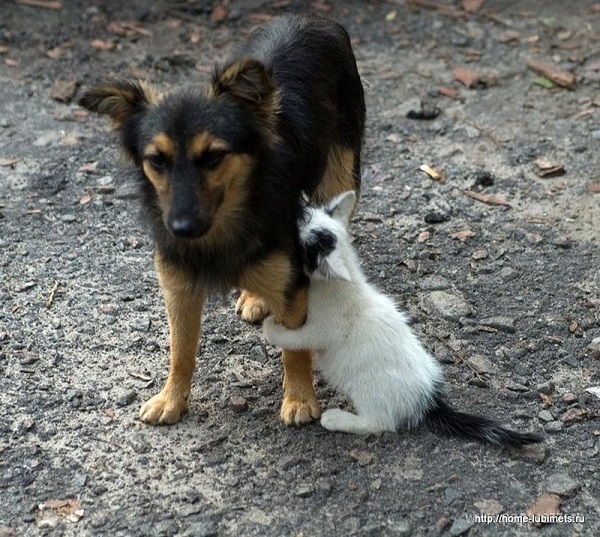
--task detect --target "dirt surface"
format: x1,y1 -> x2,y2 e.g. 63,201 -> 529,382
1,0 -> 600,535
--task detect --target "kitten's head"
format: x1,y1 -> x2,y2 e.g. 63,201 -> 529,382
299,191 -> 356,281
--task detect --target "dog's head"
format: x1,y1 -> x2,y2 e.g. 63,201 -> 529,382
79,59 -> 280,241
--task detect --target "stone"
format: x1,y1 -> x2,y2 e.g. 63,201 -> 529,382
588,337 -> 600,358
422,291 -> 474,321
444,487 -> 463,504
448,516 -> 475,536
538,410 -> 554,422
544,421 -> 564,433
473,499 -> 503,516
544,473 -> 579,497
479,316 -> 517,333
419,275 -> 451,291
466,354 -> 494,375
229,395 -> 248,413
116,390 -> 137,407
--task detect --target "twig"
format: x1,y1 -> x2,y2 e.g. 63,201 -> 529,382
90,436 -> 126,449
15,0 -> 62,10
45,280 -> 60,309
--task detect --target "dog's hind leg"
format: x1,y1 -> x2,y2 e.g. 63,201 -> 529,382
139,254 -> 204,425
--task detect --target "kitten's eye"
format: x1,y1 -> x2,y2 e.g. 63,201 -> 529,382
145,153 -> 170,171
197,150 -> 228,170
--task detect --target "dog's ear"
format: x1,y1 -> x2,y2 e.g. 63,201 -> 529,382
210,59 -> 280,130
326,190 -> 356,226
79,80 -> 157,129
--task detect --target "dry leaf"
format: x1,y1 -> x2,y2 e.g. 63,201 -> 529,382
560,407 -> 588,424
462,0 -> 485,13
535,158 -> 566,178
107,21 -> 151,37
417,231 -> 431,243
527,60 -> 576,89
499,31 -> 520,44
463,190 -> 512,208
471,249 -> 488,260
449,229 -> 476,241
210,5 -> 228,23
385,10 -> 397,21
311,2 -> 332,12
47,46 -> 65,59
79,194 -> 92,205
0,46 -> 9,54
539,393 -> 553,407
15,0 -> 62,9
453,67 -> 481,88
587,183 -> 600,193
5,58 -> 20,67
78,162 -> 98,174
527,493 -> 560,526
349,449 -> 374,466
38,498 -> 84,522
91,39 -> 115,51
0,158 -> 20,167
438,86 -> 460,99
51,79 -> 78,103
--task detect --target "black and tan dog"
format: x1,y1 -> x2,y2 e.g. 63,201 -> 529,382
80,14 -> 365,426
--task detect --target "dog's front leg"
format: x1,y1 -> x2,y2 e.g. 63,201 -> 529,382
139,254 -> 204,425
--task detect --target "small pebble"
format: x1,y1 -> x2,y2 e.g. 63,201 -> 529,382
544,473 -> 580,497
229,395 -> 248,413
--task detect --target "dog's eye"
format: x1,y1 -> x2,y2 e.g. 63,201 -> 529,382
197,150 -> 228,170
145,153 -> 170,171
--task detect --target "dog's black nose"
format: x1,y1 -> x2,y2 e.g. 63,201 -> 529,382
169,217 -> 212,239
171,218 -> 195,238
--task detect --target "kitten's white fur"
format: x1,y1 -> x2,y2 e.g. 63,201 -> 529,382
264,191 -> 443,435
264,192 -> 541,446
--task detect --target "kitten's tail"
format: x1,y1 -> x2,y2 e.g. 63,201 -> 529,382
423,390 -> 543,447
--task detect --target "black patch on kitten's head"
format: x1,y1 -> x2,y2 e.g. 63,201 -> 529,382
303,228 -> 337,274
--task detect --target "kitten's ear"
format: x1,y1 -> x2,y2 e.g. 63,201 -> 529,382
327,190 -> 356,225
317,250 -> 352,282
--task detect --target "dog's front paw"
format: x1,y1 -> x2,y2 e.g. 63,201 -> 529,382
139,391 -> 187,425
280,395 -> 321,426
236,290 -> 270,324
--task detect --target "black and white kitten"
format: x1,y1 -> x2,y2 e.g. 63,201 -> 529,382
264,191 -> 541,446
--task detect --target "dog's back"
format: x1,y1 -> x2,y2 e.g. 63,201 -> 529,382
240,15 -> 366,201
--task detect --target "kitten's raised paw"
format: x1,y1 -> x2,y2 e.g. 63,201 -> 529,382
139,391 -> 187,425
280,396 -> 321,426
236,290 -> 270,324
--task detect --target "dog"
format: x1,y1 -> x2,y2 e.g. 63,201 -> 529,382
79,14 -> 366,425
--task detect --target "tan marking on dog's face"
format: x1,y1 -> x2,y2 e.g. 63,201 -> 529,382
312,144 -> 358,207
188,133 -> 230,159
153,133 -> 176,159
142,133 -> 176,208
198,153 -> 255,243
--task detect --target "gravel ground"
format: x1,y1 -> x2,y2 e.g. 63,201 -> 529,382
1,1 -> 599,536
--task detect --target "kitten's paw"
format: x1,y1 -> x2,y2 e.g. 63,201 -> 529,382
320,408 -> 382,435
280,396 -> 321,426
236,291 -> 270,324
139,391 -> 187,425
